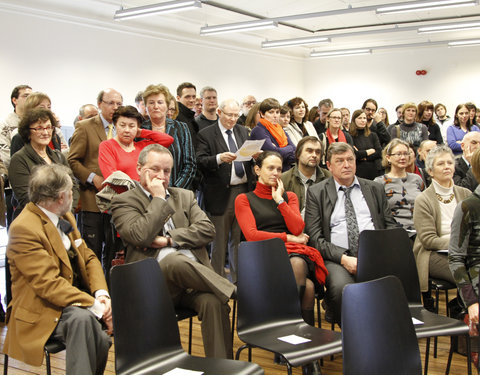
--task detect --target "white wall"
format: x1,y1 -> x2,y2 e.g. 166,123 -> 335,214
303,46 -> 480,121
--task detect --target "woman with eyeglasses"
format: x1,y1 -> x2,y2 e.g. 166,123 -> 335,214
374,139 -> 424,239
166,96 -> 179,120
318,108 -> 353,167
9,108 -> 78,219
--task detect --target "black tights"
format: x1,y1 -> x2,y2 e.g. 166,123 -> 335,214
290,256 -> 315,310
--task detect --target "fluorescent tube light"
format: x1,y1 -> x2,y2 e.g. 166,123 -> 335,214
376,0 -> 477,15
262,36 -> 330,49
200,20 -> 278,36
418,21 -> 480,33
114,0 -> 201,21
448,39 -> 480,46
310,49 -> 372,58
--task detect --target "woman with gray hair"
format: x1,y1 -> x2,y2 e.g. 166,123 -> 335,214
413,145 -> 471,310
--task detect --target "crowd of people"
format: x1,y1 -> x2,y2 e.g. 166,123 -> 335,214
1,81 -> 480,375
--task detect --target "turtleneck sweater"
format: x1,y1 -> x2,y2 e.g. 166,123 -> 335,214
431,179 -> 456,238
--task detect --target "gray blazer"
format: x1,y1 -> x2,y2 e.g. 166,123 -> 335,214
111,184 -> 215,266
305,176 -> 397,264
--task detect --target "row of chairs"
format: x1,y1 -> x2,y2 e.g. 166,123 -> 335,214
3,228 -> 474,374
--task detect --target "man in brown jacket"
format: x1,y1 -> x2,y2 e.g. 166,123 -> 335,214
3,164 -> 111,375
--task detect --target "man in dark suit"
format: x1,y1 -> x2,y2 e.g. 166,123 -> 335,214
305,143 -> 396,325
68,88 -> 122,270
196,99 -> 255,283
453,131 -> 480,191
111,144 -> 235,359
4,164 -> 111,374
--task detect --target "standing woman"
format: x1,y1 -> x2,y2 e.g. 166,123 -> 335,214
250,98 -> 296,171
417,100 -> 443,144
374,139 -> 424,239
447,104 -> 480,156
413,145 -> 471,308
378,107 -> 390,127
318,108 -> 353,167
466,102 -> 478,127
243,102 -> 261,136
284,97 -> 319,146
349,109 -> 382,180
388,102 -> 428,151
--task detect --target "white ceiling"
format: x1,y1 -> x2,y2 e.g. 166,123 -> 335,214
2,0 -> 480,58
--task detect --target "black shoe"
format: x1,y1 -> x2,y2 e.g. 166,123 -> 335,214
0,303 -> 5,323
422,293 -> 435,312
321,300 -> 334,324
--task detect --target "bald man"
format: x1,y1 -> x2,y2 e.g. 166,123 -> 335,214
454,131 -> 480,191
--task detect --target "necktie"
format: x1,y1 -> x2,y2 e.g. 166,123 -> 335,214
107,124 -> 114,139
340,186 -> 359,256
58,219 -> 73,235
226,129 -> 245,178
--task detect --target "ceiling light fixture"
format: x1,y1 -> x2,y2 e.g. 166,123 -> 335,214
262,36 -> 330,49
448,39 -> 480,46
418,21 -> 480,33
310,49 -> 372,58
200,20 -> 278,36
376,0 -> 478,15
114,0 -> 201,21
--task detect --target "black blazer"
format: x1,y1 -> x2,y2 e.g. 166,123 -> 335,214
454,157 -> 478,192
196,123 -> 255,215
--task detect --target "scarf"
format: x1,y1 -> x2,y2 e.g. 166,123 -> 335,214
259,118 -> 288,148
326,128 -> 346,144
286,243 -> 328,284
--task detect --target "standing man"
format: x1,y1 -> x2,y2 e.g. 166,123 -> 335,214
68,88 -> 123,268
176,82 -> 198,144
362,98 -> 391,147
454,131 -> 480,191
237,95 -> 257,125
312,98 -> 333,135
281,136 -> 331,218
305,143 -> 396,325
4,164 -> 111,375
111,145 -> 235,359
196,99 -> 255,283
195,86 -> 219,131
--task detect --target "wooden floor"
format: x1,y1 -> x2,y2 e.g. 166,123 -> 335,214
0,296 -> 472,375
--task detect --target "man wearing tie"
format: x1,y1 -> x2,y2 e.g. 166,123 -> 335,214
304,143 -> 396,325
196,99 -> 255,282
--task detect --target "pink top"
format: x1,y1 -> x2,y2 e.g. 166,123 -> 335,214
98,129 -> 173,180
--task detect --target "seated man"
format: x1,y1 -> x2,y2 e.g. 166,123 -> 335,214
305,143 -> 396,325
453,131 -> 480,192
111,144 -> 235,359
4,164 -> 112,375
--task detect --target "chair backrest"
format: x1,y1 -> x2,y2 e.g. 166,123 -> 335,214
342,276 -> 422,375
110,258 -> 183,374
356,228 -> 422,303
237,238 -> 303,333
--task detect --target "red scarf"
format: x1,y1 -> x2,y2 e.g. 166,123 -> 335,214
286,243 -> 328,284
326,128 -> 346,144
259,118 -> 288,148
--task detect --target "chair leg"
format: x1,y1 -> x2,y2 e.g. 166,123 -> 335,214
231,299 -> 237,342
4,354 -> 8,375
235,344 -> 249,361
445,337 -> 454,375
286,362 -> 293,375
248,346 -> 252,362
434,286 -> 440,358
188,316 -> 193,354
316,297 -> 321,328
424,337 -> 430,375
466,333 -> 472,375
45,349 -> 51,375
445,289 -> 449,317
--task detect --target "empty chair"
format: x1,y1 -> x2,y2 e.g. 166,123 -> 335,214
110,258 -> 263,375
342,275 -> 422,375
356,228 -> 471,375
235,238 -> 342,375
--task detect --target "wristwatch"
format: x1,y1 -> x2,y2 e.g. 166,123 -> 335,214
277,199 -> 285,206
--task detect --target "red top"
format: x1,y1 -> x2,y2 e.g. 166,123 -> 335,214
98,129 -> 173,180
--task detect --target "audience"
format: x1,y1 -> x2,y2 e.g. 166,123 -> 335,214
361,98 -> 390,147
388,102 -> 428,151
312,98 -> 333,135
284,97 -> 319,146
435,103 -> 452,142
319,108 -> 353,168
377,107 -> 389,127
453,131 -> 480,191
417,100 -> 443,144
243,102 -> 260,135
340,107 -> 351,132
237,95 -> 256,125
413,145 -> 471,310
175,82 -> 198,143
447,103 -> 480,155
415,139 -> 436,186
195,86 -> 219,131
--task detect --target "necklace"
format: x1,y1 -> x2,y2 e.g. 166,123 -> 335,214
435,192 -> 455,204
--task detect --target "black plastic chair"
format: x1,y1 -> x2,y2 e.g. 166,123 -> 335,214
356,228 -> 471,375
110,258 -> 263,375
342,275 -> 422,375
235,238 -> 342,375
3,339 -> 65,375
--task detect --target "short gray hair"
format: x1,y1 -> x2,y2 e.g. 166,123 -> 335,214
28,164 -> 72,204
200,86 -> 217,98
425,145 -> 454,173
218,99 -> 239,111
137,144 -> 173,166
326,142 -> 355,163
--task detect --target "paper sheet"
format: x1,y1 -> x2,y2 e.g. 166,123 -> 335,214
163,368 -> 204,375
235,140 -> 265,161
412,317 -> 424,325
278,334 -> 312,345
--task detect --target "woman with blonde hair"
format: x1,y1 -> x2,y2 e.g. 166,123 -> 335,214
388,102 -> 428,151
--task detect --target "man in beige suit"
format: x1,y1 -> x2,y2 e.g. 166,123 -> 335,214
3,164 -> 111,375
111,144 -> 235,359
68,88 -> 122,270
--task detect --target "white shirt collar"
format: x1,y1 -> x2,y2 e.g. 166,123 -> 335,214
334,176 -> 360,192
37,204 -> 60,228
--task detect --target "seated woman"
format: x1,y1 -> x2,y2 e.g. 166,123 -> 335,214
413,145 -> 471,309
284,97 -> 319,146
98,105 -> 173,180
235,151 -> 327,328
250,98 -> 296,171
449,148 -> 480,326
9,108 -> 77,219
319,108 -> 353,167
374,139 -> 424,239
447,103 -> 480,156
349,109 -> 382,180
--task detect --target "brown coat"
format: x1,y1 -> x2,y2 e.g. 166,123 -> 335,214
68,115 -> 106,212
413,183 -> 471,292
3,203 -> 107,366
